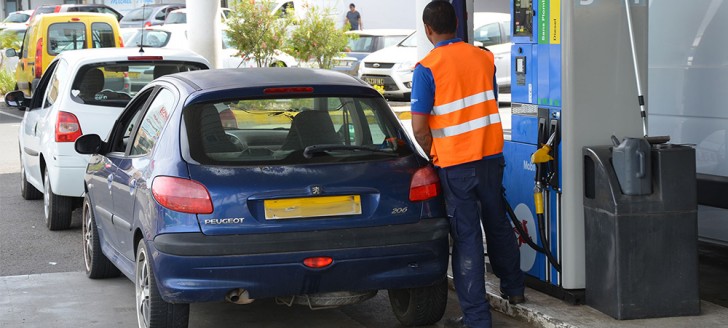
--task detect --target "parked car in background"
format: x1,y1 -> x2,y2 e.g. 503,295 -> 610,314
119,3 -> 185,28
473,12 -> 511,93
0,26 -> 26,72
331,29 -> 412,77
12,12 -> 124,96
29,4 -> 123,22
0,10 -> 33,30
125,24 -> 297,68
359,12 -> 512,101
3,47 -> 209,231
163,7 -> 231,25
358,31 -> 417,100
74,67 -> 449,328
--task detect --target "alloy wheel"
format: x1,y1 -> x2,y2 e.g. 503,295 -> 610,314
82,204 -> 93,272
136,247 -> 151,328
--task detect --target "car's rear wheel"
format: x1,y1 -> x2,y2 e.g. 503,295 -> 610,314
20,157 -> 42,200
43,170 -> 73,230
136,239 -> 189,328
83,195 -> 120,279
388,278 -> 448,326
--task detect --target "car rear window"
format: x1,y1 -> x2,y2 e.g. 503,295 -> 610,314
165,12 -> 186,24
4,13 -> 30,23
126,29 -> 171,47
124,7 -> 155,21
184,96 -> 413,165
91,22 -> 116,48
70,61 -> 207,107
47,22 -> 86,55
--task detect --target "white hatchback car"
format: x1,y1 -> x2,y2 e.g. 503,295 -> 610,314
4,47 -> 210,230
359,12 -> 511,100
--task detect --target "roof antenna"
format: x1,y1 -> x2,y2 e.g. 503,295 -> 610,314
139,5 -> 147,54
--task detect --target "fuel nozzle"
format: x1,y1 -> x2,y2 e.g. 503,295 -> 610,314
531,131 -> 557,164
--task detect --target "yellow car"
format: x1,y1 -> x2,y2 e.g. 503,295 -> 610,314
12,12 -> 122,96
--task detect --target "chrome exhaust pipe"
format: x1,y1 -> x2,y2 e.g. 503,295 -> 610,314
225,288 -> 255,304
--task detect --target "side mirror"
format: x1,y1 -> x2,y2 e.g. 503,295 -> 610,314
4,90 -> 29,110
5,48 -> 17,57
75,134 -> 104,155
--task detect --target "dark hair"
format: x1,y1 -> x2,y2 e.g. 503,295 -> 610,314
350,3 -> 355,8
423,0 -> 456,34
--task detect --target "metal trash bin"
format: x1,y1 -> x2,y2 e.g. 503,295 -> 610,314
582,143 -> 700,320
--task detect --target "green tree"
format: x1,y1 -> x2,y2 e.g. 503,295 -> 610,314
285,3 -> 350,69
226,0 -> 293,67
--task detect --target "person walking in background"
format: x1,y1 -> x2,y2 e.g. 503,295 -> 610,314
345,3 -> 362,30
410,1 -> 525,327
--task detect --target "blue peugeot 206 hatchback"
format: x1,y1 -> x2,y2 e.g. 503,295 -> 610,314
74,67 -> 450,328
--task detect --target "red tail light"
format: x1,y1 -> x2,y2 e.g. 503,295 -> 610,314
34,38 -> 43,78
409,166 -> 441,201
55,111 -> 82,142
144,21 -> 152,27
219,109 -> 238,129
152,177 -> 213,214
303,257 -> 333,268
119,36 -> 124,47
53,5 -> 61,13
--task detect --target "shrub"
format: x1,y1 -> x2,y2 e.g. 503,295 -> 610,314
0,69 -> 16,95
285,3 -> 350,69
226,0 -> 293,67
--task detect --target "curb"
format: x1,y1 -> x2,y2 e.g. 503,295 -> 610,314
447,273 -> 576,328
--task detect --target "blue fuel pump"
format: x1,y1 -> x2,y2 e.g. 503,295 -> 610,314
504,0 -> 569,301
502,0 -> 648,303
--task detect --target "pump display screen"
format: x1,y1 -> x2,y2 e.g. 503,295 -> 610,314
513,0 -> 534,38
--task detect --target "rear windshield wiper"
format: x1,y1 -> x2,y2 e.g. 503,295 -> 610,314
303,144 -> 398,159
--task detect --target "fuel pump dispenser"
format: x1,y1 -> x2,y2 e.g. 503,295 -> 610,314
503,0 -> 648,302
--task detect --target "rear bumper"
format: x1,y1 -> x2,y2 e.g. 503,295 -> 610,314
149,218 -> 450,303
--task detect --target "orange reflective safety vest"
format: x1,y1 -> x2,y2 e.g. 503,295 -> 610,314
417,41 -> 503,168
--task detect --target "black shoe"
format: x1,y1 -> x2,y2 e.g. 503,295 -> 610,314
444,316 -> 469,328
500,291 -> 526,305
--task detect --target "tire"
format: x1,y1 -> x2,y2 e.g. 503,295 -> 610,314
388,278 -> 448,326
136,239 -> 190,328
20,159 -> 42,200
83,195 -> 120,279
43,170 -> 73,230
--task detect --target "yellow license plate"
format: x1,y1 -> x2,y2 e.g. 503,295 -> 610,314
127,72 -> 141,78
264,195 -> 362,220
366,78 -> 385,85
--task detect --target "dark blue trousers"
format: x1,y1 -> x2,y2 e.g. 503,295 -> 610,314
438,156 -> 524,328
